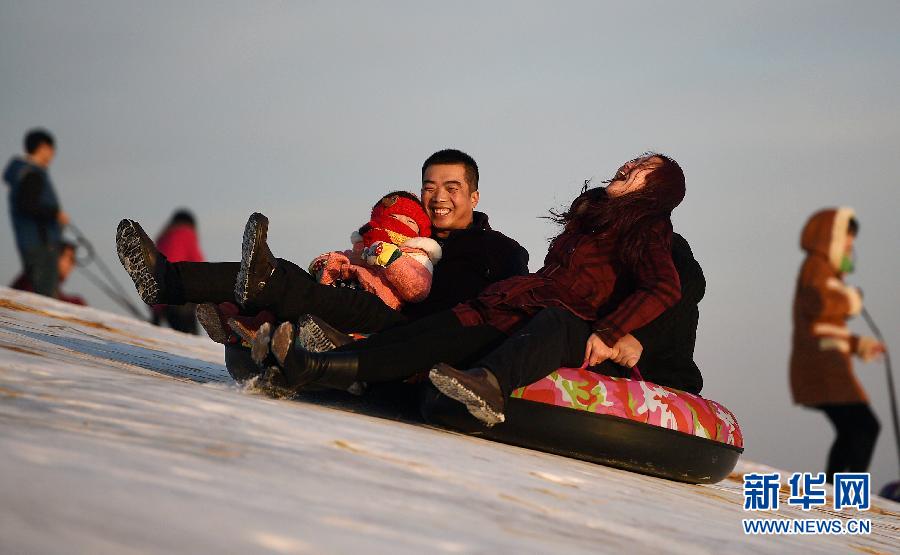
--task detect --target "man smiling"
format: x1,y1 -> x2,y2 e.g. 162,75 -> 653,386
422,152 -> 479,236
403,149 -> 528,320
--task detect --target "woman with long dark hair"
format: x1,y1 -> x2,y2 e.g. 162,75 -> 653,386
257,153 -> 687,425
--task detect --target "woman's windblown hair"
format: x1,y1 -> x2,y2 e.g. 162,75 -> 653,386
549,153 -> 685,268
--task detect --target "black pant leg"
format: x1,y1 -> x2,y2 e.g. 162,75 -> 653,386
170,262 -> 240,304
820,403 -> 881,475
268,259 -> 407,333
23,244 -> 60,297
475,307 -> 593,396
847,405 -> 881,471
169,259 -> 405,333
336,310 -> 461,351
164,304 -> 199,334
822,406 -> 853,476
338,311 -> 507,383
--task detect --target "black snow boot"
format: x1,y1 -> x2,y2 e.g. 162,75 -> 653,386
295,313 -> 353,352
429,363 -> 506,427
270,321 -> 359,391
196,302 -> 240,345
234,212 -> 278,309
116,219 -> 169,305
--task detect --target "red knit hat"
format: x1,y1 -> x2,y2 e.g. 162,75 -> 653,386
359,192 -> 431,247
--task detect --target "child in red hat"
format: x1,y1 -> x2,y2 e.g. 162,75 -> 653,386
309,191 -> 441,309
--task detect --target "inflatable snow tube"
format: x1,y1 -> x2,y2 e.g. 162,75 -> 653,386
224,341 -> 744,483
421,366 -> 744,484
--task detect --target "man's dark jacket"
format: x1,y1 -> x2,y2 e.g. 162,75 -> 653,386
3,157 -> 62,256
402,211 -> 529,320
627,233 -> 705,393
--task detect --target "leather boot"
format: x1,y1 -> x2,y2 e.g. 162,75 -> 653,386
234,212 -> 278,309
196,302 -> 240,345
429,363 -> 506,427
270,321 -> 359,391
116,219 -> 169,305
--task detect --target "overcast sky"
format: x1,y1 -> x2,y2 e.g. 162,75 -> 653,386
2,1 -> 899,488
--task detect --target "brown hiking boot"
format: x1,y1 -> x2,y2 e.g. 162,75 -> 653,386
428,363 -> 506,427
116,219 -> 166,305
235,212 -> 277,309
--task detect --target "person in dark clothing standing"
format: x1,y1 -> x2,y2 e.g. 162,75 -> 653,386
115,149 -> 529,336
4,129 -> 70,298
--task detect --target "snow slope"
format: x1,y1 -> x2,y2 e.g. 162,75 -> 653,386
1,286 -> 898,554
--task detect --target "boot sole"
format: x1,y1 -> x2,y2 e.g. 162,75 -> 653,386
271,322 -> 294,368
429,365 -> 505,427
249,322 -> 272,366
227,318 -> 257,345
235,213 -> 269,307
196,303 -> 229,344
295,315 -> 338,353
116,219 -> 160,305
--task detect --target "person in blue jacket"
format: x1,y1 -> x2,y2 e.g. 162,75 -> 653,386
3,128 -> 70,298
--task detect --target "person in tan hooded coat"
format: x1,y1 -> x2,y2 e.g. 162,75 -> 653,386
790,207 -> 885,476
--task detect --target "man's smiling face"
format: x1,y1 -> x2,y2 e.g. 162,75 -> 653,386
421,163 -> 479,237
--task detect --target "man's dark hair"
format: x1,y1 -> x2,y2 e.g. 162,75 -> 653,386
59,240 -> 77,253
421,149 -> 479,191
24,128 -> 55,154
848,216 -> 859,236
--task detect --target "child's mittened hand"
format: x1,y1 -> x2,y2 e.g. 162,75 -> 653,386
857,336 -> 886,362
340,261 -> 354,280
308,257 -> 327,279
363,241 -> 402,267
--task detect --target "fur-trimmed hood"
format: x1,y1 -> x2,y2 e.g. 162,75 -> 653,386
402,237 -> 442,264
800,207 -> 854,271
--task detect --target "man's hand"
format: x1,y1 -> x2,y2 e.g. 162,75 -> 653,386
611,333 -> 643,368
57,210 -> 70,226
584,333 -> 615,367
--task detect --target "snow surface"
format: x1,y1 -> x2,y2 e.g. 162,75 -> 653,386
1,286 -> 898,554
